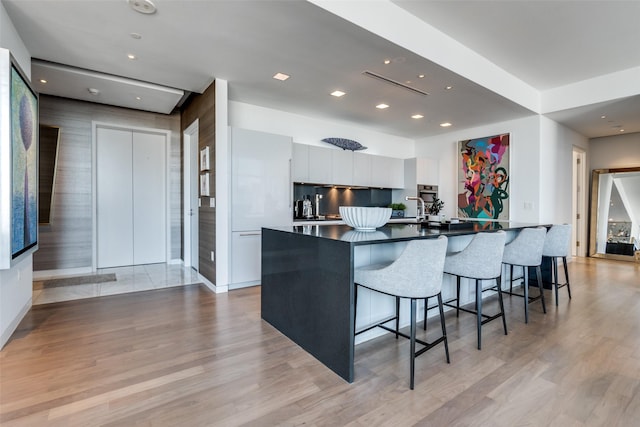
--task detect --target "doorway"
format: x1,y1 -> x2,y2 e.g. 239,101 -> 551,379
183,120 -> 199,271
572,147 -> 587,256
94,125 -> 169,268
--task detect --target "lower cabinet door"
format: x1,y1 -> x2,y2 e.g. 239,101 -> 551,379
231,231 -> 262,285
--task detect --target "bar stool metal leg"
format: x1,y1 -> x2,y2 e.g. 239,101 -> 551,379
562,256 -> 572,299
536,265 -> 547,313
395,296 -> 400,339
476,279 -> 482,350
497,276 -> 507,335
409,298 -> 416,389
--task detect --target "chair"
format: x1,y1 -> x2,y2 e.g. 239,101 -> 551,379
354,236 -> 448,390
502,227 -> 547,323
542,224 -> 572,305
443,231 -> 507,350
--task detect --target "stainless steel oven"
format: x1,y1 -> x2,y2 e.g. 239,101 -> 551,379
417,184 -> 438,204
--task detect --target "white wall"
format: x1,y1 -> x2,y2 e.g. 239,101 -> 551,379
414,115 -> 588,224
1,2 -> 32,349
589,132 -> 640,171
539,116 -> 589,224
415,115 -> 540,222
229,101 -> 415,158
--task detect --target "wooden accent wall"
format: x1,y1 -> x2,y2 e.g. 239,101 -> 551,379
36,95 -> 182,271
181,83 -> 216,284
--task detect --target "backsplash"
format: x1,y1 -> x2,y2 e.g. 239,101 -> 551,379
293,184 -> 392,216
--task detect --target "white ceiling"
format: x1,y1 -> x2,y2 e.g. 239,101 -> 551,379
3,0 -> 639,140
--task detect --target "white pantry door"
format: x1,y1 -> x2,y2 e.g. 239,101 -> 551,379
96,127 -> 166,268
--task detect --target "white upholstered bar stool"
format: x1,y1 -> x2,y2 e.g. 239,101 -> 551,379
354,236 -> 448,390
501,227 -> 547,323
443,231 -> 507,350
542,224 -> 572,306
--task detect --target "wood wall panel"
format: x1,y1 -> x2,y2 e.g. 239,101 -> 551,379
35,96 -> 181,271
181,83 -> 216,284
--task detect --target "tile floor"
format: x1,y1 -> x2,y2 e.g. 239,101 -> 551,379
32,263 -> 201,305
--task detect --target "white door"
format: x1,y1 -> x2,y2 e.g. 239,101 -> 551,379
132,131 -> 166,264
190,132 -> 199,269
96,127 -> 167,268
97,127 -> 134,268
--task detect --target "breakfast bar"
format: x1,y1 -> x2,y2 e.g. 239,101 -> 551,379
261,221 -> 549,382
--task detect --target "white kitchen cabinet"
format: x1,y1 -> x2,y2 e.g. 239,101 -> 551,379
370,155 -> 404,189
331,149 -> 353,185
230,231 -> 262,287
388,157 -> 404,188
230,128 -> 292,288
416,157 -> 439,185
353,152 -> 372,186
292,143 -> 309,182
231,128 -> 292,231
308,145 -> 332,184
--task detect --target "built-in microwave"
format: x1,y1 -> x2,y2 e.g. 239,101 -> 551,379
417,184 -> 438,204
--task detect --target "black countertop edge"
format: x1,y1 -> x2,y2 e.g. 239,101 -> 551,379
264,222 -> 551,245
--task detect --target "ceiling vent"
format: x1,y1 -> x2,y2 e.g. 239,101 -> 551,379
362,70 -> 429,96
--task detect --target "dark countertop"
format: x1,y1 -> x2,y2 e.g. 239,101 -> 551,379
265,221 -> 549,245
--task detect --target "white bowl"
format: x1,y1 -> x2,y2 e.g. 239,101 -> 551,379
339,206 -> 392,231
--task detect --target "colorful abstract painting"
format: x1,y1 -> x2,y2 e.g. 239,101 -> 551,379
11,65 -> 38,258
457,133 -> 510,220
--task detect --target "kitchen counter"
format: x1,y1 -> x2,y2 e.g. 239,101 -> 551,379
292,217 -> 418,226
261,221 -> 549,383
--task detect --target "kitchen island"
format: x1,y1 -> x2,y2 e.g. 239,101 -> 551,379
261,221 -> 548,382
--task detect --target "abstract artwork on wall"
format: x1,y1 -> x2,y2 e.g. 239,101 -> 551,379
457,133 -> 510,220
11,64 -> 38,259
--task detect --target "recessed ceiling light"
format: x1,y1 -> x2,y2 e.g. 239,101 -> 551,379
130,32 -> 142,40
273,72 -> 290,81
619,129 -> 625,132
384,59 -> 391,64
376,103 -> 389,109
331,90 -> 346,97
601,115 -> 606,119
445,86 -> 453,90
135,96 -> 142,100
128,0 -> 157,15
440,122 -> 452,127
88,88 -> 100,95
411,114 -> 424,119
127,53 -> 137,60
39,79 -> 47,84
418,74 -> 425,79
405,80 -> 412,84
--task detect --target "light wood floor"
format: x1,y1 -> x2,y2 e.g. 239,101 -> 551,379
1,258 -> 639,426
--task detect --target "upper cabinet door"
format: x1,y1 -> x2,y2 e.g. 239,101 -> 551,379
388,157 -> 405,189
307,145 -> 332,184
331,149 -> 353,185
416,157 -> 439,185
353,152 -> 372,187
292,143 -> 309,182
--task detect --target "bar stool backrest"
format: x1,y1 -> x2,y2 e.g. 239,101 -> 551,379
445,231 -> 506,279
503,227 -> 547,267
358,236 -> 448,299
542,224 -> 572,257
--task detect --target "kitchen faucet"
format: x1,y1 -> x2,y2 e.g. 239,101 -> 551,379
405,196 -> 425,222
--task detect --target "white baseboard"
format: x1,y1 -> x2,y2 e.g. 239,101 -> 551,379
168,258 -> 183,265
1,297 -> 32,350
229,281 -> 260,291
198,273 -> 229,293
33,267 -> 94,280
